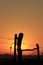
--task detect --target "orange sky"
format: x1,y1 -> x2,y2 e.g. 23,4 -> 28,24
0,0 -> 43,55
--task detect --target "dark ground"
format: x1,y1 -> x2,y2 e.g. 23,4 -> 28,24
0,54 -> 43,65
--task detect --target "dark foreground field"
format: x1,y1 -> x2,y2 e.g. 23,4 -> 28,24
0,54 -> 43,65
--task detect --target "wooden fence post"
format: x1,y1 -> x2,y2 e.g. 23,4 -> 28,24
14,34 -> 17,61
36,43 -> 40,61
17,33 -> 24,63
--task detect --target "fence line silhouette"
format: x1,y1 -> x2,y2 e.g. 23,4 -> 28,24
14,33 -> 40,63
0,34 -> 43,62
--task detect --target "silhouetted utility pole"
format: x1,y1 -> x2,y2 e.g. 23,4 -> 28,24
36,43 -> 40,61
17,33 -> 24,62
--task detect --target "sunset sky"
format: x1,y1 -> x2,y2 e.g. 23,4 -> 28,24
0,0 -> 43,55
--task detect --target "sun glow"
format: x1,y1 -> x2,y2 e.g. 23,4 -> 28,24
21,43 -> 27,49
10,41 -> 29,55
11,43 -> 27,50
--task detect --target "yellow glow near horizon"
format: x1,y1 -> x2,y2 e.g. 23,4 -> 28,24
12,43 -> 28,50
21,43 -> 28,49
11,42 -> 28,50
